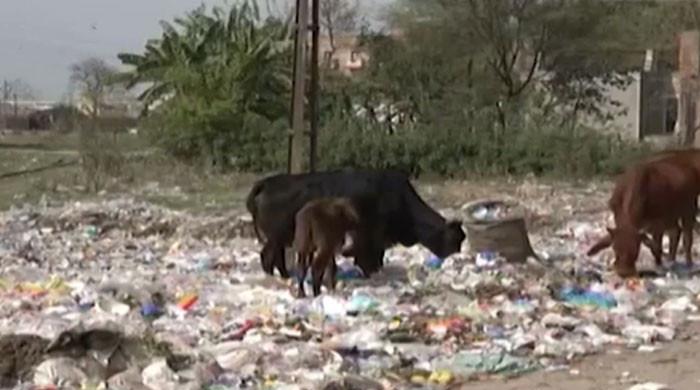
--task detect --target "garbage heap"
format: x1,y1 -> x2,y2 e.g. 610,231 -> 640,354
0,193 -> 699,390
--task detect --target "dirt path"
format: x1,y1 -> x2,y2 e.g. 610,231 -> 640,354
463,323 -> 700,390
0,146 -> 157,157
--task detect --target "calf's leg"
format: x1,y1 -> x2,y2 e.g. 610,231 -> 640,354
312,249 -> 333,297
274,245 -> 290,278
296,252 -> 311,298
320,260 -> 338,290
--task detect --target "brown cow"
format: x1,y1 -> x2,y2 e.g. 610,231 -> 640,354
292,197 -> 361,297
642,148 -> 700,258
588,153 -> 700,277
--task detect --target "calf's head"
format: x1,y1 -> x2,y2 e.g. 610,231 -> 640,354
428,220 -> 466,259
587,227 -> 652,277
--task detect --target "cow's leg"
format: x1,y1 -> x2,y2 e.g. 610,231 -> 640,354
368,226 -> 386,274
353,223 -> 385,276
650,231 -> 663,267
353,247 -> 375,277
340,231 -> 357,258
327,259 -> 338,292
368,245 -> 385,275
682,213 -> 695,267
350,229 -> 371,277
355,244 -> 384,276
260,242 -> 276,275
274,245 -> 290,278
684,227 -> 694,267
353,248 -> 370,277
296,253 -> 308,298
373,224 -> 387,271
668,225 -> 681,263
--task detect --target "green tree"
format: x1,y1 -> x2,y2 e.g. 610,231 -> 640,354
315,0 -> 671,177
116,1 -> 293,170
353,0 -> 700,131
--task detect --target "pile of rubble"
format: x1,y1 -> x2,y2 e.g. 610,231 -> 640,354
0,186 -> 697,389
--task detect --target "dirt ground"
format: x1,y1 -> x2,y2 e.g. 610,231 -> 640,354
464,322 -> 700,390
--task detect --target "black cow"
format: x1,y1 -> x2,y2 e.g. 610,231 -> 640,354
246,169 -> 466,278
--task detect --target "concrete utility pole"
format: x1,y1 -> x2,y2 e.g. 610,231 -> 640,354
309,0 -> 320,172
288,0 -> 321,174
289,0 -> 309,174
679,30 -> 700,146
0,80 -> 8,129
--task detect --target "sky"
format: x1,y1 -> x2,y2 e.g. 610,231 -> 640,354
0,0 -> 392,100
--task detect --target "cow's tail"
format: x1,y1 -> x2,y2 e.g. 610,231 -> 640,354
246,179 -> 266,242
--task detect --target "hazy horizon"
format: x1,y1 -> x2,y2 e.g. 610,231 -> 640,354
0,0 -> 391,101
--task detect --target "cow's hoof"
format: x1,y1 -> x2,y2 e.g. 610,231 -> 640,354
261,262 -> 275,275
363,268 -> 380,278
276,267 -> 291,279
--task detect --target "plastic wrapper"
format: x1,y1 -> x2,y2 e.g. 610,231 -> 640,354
33,358 -> 92,388
0,192 -> 695,388
141,359 -> 179,390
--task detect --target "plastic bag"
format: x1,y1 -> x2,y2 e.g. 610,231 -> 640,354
141,359 -> 180,390
33,358 -> 91,388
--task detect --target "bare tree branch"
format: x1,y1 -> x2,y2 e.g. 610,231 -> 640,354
70,58 -> 118,119
319,0 -> 359,53
4,79 -> 37,100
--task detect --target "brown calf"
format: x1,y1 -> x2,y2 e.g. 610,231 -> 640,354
588,153 -> 700,277
292,197 -> 361,297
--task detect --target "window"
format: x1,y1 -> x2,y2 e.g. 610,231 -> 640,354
331,59 -> 340,70
639,72 -> 677,138
350,50 -> 358,62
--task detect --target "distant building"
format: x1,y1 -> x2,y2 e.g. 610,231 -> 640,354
317,30 -> 404,76
579,32 -> 696,145
0,100 -> 57,116
0,100 -> 58,130
319,34 -> 368,76
75,94 -> 141,119
512,32 -> 694,146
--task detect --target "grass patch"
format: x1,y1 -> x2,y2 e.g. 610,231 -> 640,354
0,130 -> 151,152
0,130 -> 615,215
0,153 -> 87,210
0,131 -> 258,212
